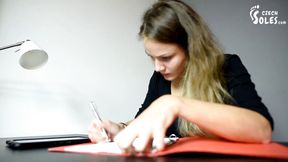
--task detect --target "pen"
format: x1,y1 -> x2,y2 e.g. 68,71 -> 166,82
90,101 -> 111,142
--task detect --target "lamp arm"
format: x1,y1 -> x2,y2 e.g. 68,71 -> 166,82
0,40 -> 29,51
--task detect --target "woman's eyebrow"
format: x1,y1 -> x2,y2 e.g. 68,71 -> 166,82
144,50 -> 150,56
145,50 -> 174,58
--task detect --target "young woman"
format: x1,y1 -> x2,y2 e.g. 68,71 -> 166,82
88,0 -> 273,153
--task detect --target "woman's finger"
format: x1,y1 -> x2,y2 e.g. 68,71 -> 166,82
132,127 -> 152,152
101,120 -> 122,138
152,123 -> 166,151
88,120 -> 111,143
114,124 -> 138,152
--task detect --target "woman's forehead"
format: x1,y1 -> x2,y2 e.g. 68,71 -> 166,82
144,38 -> 180,56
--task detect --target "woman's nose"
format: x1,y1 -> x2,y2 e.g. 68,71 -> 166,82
154,60 -> 165,72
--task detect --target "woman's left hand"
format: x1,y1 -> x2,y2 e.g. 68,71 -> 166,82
114,95 -> 180,153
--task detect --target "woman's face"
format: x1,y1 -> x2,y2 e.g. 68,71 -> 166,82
144,38 -> 187,81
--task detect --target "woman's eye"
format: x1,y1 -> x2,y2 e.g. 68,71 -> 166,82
161,56 -> 172,61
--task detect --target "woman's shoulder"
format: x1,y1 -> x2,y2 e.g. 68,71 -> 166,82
223,54 -> 250,77
224,54 -> 243,66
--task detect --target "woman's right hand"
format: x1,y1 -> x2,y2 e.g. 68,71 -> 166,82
88,120 -> 124,143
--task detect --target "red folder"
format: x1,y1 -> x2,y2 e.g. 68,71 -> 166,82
49,137 -> 288,159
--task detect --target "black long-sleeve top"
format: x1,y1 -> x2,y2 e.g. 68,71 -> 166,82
135,54 -> 274,137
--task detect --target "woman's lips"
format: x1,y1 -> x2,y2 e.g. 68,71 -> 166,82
162,73 -> 170,78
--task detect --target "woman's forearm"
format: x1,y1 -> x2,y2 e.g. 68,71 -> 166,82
177,96 -> 272,143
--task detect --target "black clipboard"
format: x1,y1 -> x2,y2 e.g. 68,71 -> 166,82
6,134 -> 90,149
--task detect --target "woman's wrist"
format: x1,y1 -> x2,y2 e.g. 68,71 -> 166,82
169,95 -> 183,116
118,122 -> 128,129
173,95 -> 191,118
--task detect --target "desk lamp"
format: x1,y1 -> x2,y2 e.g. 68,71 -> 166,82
0,40 -> 48,69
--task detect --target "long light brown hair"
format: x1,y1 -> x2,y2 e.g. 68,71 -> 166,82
139,0 -> 231,137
